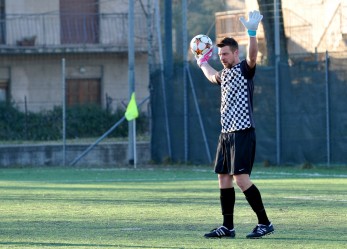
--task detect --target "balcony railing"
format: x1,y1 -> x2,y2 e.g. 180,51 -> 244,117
215,10 -> 264,45
215,10 -> 246,44
0,13 -> 148,53
341,3 -> 347,37
282,8 -> 313,53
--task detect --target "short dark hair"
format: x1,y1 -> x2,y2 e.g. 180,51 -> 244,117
216,37 -> 239,51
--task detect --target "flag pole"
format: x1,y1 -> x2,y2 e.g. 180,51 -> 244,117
125,92 -> 139,168
128,0 -> 135,165
133,119 -> 137,168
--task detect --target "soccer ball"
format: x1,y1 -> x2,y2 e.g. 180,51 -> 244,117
190,34 -> 213,57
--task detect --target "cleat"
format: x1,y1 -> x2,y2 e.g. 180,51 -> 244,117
246,223 -> 274,239
204,226 -> 235,239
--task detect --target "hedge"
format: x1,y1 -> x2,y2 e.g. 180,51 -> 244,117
0,102 -> 148,141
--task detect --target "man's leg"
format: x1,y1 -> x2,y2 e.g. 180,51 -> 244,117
234,174 -> 270,225
234,174 -> 274,238
204,174 -> 235,238
219,174 -> 235,230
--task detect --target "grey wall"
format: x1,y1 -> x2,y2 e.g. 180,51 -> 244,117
0,142 -> 150,167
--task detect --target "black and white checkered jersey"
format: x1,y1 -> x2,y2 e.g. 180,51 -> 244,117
215,60 -> 256,133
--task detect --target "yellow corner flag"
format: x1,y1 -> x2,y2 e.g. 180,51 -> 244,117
125,92 -> 139,121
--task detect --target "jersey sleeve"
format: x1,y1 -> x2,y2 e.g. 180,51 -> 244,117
241,60 -> 256,79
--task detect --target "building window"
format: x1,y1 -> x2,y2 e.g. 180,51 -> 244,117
66,79 -> 101,106
60,0 -> 99,44
0,80 -> 8,102
0,0 -> 5,44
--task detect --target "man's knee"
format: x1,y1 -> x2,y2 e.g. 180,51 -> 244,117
218,174 -> 233,189
234,174 -> 252,191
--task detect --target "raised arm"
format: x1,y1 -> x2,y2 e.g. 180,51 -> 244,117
239,10 -> 263,68
200,63 -> 218,84
247,36 -> 258,68
195,49 -> 219,84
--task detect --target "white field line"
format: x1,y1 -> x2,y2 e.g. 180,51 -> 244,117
78,168 -> 347,178
284,196 -> 347,202
120,227 -> 142,231
255,171 -> 347,178
5,170 -> 347,184
28,177 -> 215,183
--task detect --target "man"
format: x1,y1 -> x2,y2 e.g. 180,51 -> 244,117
195,10 -> 274,239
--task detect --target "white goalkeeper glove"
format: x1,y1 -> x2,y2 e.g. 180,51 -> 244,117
239,10 -> 263,37
195,47 -> 213,67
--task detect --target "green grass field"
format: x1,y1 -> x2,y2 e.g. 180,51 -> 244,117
0,165 -> 346,249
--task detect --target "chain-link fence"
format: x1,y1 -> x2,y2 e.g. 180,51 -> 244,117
150,52 -> 347,166
1,1 -> 347,167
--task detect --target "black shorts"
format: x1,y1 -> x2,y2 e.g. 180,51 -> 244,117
214,128 -> 256,175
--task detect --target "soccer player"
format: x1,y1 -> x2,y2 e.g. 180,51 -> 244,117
195,10 -> 274,239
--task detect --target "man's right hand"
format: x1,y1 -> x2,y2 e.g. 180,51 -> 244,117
195,48 -> 213,67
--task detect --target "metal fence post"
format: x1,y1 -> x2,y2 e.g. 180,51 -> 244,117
274,0 -> 281,165
62,58 -> 66,166
325,51 -> 330,166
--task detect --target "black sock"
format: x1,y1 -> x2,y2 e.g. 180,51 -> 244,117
220,188 -> 235,230
243,184 -> 270,226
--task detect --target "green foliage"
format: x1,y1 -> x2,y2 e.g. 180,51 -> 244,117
171,0 -> 229,50
186,0 -> 227,40
0,102 -> 25,140
0,102 -> 148,141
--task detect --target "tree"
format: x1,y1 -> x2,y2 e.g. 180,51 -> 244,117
155,0 -> 288,65
171,0 -> 228,59
257,0 -> 288,65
